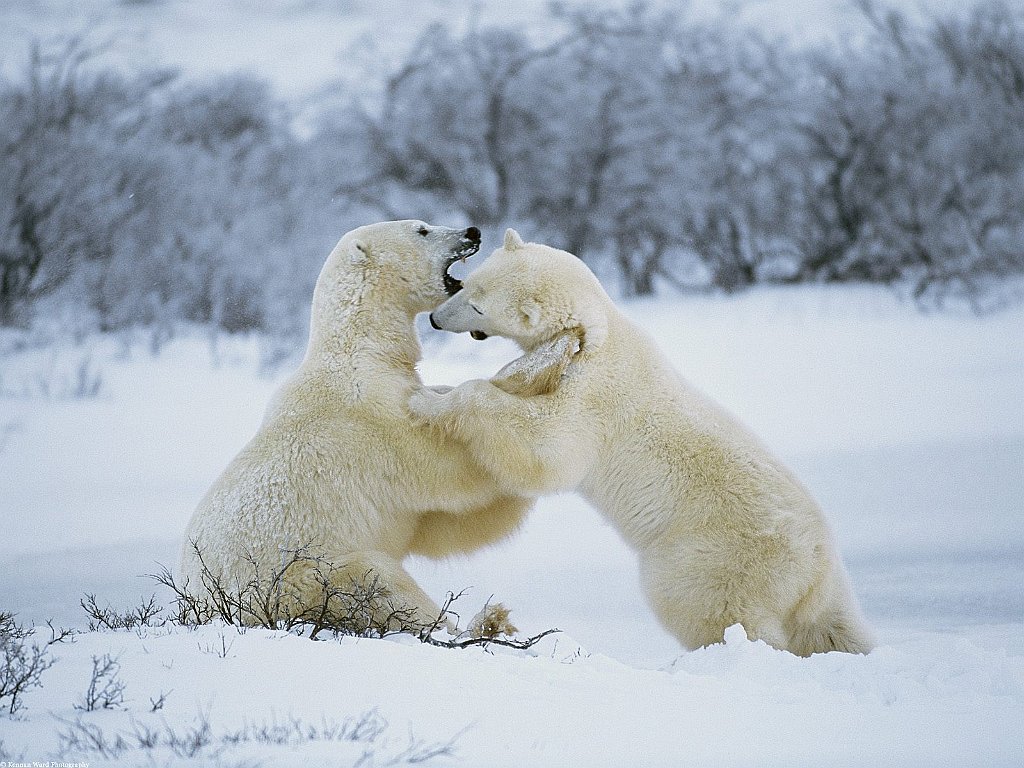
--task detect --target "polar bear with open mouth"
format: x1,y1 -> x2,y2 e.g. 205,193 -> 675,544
180,221 -> 533,628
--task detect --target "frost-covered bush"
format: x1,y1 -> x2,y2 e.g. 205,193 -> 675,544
0,43 -> 349,334
794,0 -> 1024,309
2,1 -> 1021,330
350,1 -> 1024,303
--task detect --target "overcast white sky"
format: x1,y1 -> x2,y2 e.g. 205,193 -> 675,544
0,0 -> 979,100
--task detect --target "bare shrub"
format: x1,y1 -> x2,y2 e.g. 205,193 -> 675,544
81,593 -> 165,631
419,590 -> 559,652
389,731 -> 464,765
75,653 -> 126,712
56,714 -> 130,760
163,709 -> 213,758
69,352 -> 103,398
0,612 -> 68,717
197,632 -> 235,658
152,542 -> 423,639
59,709 -> 214,760
222,709 -> 388,747
57,707 -> 463,765
149,689 -> 171,712
150,542 -> 558,650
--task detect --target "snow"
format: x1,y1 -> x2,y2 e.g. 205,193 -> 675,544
1,0 -> 1021,761
2,286 -> 1023,765
2,624 -> 1023,766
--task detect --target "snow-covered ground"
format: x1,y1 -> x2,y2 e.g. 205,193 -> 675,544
1,2 -> 1022,762
2,286 -> 1023,765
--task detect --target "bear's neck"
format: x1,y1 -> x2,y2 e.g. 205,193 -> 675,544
303,263 -> 422,385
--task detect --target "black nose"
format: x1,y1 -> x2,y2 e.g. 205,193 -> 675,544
429,313 -> 442,330
464,226 -> 481,242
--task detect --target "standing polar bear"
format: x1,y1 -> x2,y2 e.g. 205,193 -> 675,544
410,229 -> 874,655
180,221 -> 532,628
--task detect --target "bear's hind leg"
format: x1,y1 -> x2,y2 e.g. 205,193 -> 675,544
785,566 -> 875,656
337,550 -> 455,632
786,606 -> 875,656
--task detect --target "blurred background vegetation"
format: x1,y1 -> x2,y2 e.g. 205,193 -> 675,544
2,0 -> 1022,340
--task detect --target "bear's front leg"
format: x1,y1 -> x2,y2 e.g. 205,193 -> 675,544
491,332 -> 580,397
410,378 -> 586,496
408,379 -> 490,428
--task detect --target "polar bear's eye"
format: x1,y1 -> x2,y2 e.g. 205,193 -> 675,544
470,303 -> 484,315
417,226 -> 430,237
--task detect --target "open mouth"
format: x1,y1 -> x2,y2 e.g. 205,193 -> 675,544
443,229 -> 481,296
469,330 -> 489,341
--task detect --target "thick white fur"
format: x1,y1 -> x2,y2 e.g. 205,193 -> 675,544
411,229 -> 874,655
180,221 -> 531,627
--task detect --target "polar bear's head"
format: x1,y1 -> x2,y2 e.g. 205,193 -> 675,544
428,228 -> 610,352
328,220 -> 481,313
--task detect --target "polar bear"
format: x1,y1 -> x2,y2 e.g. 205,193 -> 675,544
180,221 -> 532,629
410,228 -> 874,655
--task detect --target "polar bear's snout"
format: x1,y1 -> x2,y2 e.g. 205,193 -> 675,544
451,226 -> 481,258
455,228 -> 480,257
429,306 -> 488,340
442,226 -> 482,296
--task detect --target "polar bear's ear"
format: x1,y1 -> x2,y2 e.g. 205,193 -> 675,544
522,300 -> 541,328
504,228 -> 525,251
350,240 -> 370,265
